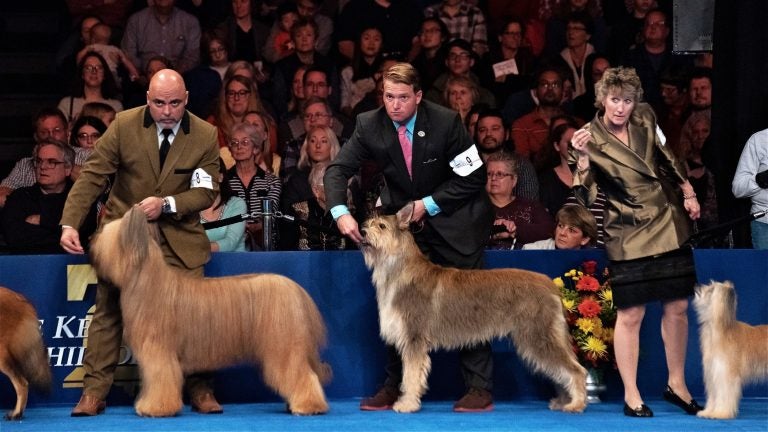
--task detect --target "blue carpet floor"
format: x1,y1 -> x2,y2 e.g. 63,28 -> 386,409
3,399 -> 767,432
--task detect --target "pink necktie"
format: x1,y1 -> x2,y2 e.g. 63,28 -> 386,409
398,124 -> 412,177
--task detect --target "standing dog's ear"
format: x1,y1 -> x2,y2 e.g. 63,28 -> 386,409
396,202 -> 415,230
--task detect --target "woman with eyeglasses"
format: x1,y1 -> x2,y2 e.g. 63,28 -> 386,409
68,115 -> 107,180
58,51 -> 123,124
485,151 -> 554,249
223,122 -> 281,251
208,75 -> 275,167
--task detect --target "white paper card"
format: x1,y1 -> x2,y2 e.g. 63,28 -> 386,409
449,144 -> 483,177
190,168 -> 213,189
492,59 -> 519,78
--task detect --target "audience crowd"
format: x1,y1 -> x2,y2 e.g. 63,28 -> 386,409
1,0 -> 744,253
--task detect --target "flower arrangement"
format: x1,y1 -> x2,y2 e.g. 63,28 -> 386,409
554,260 -> 617,370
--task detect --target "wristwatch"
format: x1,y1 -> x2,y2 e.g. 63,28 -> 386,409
161,197 -> 172,214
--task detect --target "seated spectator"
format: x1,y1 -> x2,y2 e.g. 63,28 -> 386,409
409,17 -> 449,93
424,0 -> 489,56
76,22 -> 141,88
224,122 -> 282,251
209,75 -> 274,167
80,101 -> 117,127
537,118 -> 581,216
280,126 -> 361,250
474,108 -> 539,200
511,66 -> 568,167
425,39 -> 496,108
572,52 -> 610,121
485,151 -> 554,249
444,75 -> 479,123
680,111 -> 718,231
183,31 -> 230,119
122,0 -> 200,74
556,12 -> 596,98
201,159 -> 247,252
122,55 -> 173,109
69,115 -> 107,180
487,17 -> 537,105
58,52 -> 123,123
522,204 -> 598,249
2,139 -> 96,254
217,0 -> 269,66
545,0 -> 607,58
243,111 -> 281,176
295,0 -> 334,56
280,97 -> 339,179
340,26 -> 384,117
0,108 -> 69,207
263,2 -> 299,64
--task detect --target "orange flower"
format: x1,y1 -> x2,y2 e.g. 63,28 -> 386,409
576,275 -> 600,292
577,297 -> 601,318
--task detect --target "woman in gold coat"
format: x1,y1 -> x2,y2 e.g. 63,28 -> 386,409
569,67 -> 703,418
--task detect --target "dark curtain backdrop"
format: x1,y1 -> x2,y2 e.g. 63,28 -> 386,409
706,0 -> 768,246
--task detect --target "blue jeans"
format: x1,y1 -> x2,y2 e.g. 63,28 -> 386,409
751,220 -> 768,249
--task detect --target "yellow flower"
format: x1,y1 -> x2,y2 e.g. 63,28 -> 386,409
554,277 -> 564,288
591,319 -> 605,337
576,317 -> 595,333
599,288 -> 613,305
580,336 -> 608,359
562,298 -> 576,312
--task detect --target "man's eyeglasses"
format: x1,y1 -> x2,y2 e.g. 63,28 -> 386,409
538,81 -> 562,89
83,65 -> 104,74
229,138 -> 254,148
487,172 -> 514,180
77,132 -> 101,141
303,113 -> 330,120
33,158 -> 67,169
226,90 -> 251,99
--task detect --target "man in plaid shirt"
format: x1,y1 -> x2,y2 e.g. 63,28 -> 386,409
424,0 -> 488,56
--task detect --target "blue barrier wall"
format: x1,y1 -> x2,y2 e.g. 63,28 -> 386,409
0,249 -> 766,409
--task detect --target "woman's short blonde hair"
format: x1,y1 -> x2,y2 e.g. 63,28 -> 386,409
594,66 -> 644,110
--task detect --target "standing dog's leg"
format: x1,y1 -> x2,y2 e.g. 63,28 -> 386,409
698,356 -> 740,419
0,358 -> 28,420
133,344 -> 184,417
393,341 -> 431,413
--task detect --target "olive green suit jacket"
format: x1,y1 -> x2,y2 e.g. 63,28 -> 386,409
570,103 -> 690,261
61,106 -> 220,269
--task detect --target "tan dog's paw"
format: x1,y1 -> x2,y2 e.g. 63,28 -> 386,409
697,409 -> 736,420
393,397 -> 421,413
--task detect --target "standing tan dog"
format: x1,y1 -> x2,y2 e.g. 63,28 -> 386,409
693,281 -> 768,419
359,203 -> 587,413
0,286 -> 51,420
90,207 -> 330,417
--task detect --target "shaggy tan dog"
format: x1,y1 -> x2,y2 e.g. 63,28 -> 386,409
0,286 -> 51,420
359,203 -> 587,413
693,281 -> 768,419
90,207 -> 330,417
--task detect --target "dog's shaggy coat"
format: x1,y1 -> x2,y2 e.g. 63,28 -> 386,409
0,286 -> 51,420
693,281 -> 768,419
90,207 -> 330,417
359,203 -> 587,413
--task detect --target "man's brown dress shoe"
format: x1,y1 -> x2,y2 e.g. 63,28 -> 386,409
191,392 -> 223,414
71,394 -> 106,417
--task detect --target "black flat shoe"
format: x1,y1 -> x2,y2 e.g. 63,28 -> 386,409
623,403 -> 653,417
663,385 -> 704,415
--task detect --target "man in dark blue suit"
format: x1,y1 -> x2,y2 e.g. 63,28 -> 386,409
324,63 -> 494,412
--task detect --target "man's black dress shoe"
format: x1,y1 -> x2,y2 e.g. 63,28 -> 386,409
623,403 -> 653,417
663,385 -> 704,414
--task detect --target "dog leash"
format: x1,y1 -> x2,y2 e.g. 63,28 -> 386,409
202,210 -> 341,235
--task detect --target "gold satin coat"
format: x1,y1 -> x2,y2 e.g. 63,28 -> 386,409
569,103 -> 691,261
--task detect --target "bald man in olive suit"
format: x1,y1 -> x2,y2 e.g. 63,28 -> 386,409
60,69 -> 223,416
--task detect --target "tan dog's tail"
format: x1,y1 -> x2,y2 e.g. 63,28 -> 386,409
10,308 -> 52,394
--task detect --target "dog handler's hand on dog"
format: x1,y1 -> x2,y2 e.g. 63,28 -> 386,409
137,197 -> 164,221
336,214 -> 363,244
61,226 -> 84,254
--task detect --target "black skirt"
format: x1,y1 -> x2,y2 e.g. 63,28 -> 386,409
609,246 -> 697,309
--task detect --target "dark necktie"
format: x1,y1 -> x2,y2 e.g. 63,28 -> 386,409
159,129 -> 172,168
